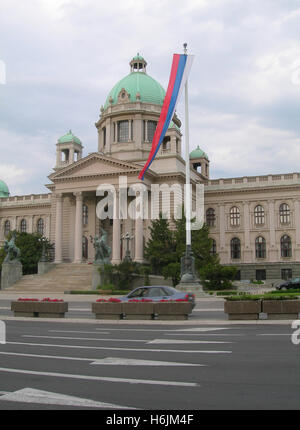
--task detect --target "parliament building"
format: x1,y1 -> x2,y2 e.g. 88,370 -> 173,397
1,54 -> 300,282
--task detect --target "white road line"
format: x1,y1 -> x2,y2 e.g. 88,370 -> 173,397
23,335 -> 147,343
94,327 -> 231,333
0,388 -> 135,409
0,351 -> 205,366
194,308 -> 223,312
7,341 -> 232,354
148,339 -> 232,344
0,367 -> 198,387
91,357 -> 206,366
258,334 -> 291,336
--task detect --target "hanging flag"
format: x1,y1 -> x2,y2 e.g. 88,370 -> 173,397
138,53 -> 194,181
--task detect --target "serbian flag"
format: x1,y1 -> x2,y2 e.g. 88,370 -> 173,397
138,53 -> 194,180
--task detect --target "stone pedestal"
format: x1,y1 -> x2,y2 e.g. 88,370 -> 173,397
1,261 -> 23,290
92,263 -> 106,290
38,262 -> 55,275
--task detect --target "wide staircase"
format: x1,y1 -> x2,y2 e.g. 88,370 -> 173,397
5,263 -> 93,293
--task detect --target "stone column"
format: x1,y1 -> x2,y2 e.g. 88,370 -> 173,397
54,194 -> 63,263
243,201 -> 252,263
134,216 -> 144,263
294,199 -> 300,260
73,192 -> 83,263
111,191 -> 121,264
268,200 -> 277,262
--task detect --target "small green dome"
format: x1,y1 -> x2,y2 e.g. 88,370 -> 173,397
104,72 -> 165,109
190,146 -> 209,160
132,53 -> 145,61
58,130 -> 82,145
0,180 -> 9,198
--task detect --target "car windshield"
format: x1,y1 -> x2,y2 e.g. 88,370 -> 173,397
291,278 -> 300,283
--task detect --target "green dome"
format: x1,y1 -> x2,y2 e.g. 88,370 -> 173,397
0,180 -> 9,198
104,72 -> 165,109
190,146 -> 209,160
58,130 -> 82,145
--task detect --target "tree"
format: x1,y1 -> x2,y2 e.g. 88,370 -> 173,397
144,213 -> 176,275
199,263 -> 238,290
0,231 -> 54,275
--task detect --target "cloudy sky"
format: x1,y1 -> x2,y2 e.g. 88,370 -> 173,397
1,0 -> 300,195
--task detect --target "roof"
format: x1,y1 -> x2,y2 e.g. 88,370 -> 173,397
58,130 -> 82,146
0,180 -> 9,198
104,71 -> 165,108
190,145 -> 209,160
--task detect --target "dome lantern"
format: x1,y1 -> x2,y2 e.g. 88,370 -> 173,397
130,53 -> 147,73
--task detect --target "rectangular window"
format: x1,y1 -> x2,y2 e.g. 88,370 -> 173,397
281,269 -> 292,280
118,121 -> 129,142
256,269 -> 266,281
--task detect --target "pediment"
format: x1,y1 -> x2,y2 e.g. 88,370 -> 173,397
49,153 -> 141,181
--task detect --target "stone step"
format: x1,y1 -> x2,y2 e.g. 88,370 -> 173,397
5,263 -> 94,292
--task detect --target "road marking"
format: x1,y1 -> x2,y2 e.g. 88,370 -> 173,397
93,327 -> 231,333
0,388 -> 134,409
0,351 -> 206,366
194,308 -> 224,312
68,308 -> 90,312
258,334 -> 291,336
0,367 -> 198,387
175,328 -> 231,332
7,341 -> 232,354
91,357 -> 206,366
23,335 -> 147,343
148,339 -> 232,344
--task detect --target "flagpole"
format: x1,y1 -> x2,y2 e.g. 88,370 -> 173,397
184,42 -> 191,249
178,42 -> 203,293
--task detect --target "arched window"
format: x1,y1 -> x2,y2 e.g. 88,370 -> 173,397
230,237 -> 241,259
279,203 -> 290,224
83,204 -> 88,225
20,219 -> 27,233
281,235 -> 292,257
254,205 -> 265,225
206,208 -> 216,227
37,218 -> 44,235
4,220 -> 10,237
230,206 -> 240,226
210,239 -> 217,255
255,236 -> 266,259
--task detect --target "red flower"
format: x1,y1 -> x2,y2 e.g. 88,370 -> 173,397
108,298 -> 121,303
18,298 -> 39,301
96,299 -> 108,302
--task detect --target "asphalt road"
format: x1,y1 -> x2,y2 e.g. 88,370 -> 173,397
0,318 -> 299,410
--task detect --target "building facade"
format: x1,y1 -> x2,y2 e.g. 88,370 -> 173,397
1,54 -> 300,281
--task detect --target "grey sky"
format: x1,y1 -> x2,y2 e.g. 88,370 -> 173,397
1,0 -> 300,195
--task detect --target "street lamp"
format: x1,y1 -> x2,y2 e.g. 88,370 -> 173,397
38,237 -> 48,263
122,232 -> 134,262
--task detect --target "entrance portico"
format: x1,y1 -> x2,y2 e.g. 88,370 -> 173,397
48,152 -> 149,264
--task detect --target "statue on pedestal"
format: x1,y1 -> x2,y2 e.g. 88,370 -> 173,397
3,232 -> 21,263
93,228 -> 111,264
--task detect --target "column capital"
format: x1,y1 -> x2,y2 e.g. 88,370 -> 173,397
73,192 -> 83,201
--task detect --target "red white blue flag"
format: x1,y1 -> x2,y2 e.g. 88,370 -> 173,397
138,53 -> 194,180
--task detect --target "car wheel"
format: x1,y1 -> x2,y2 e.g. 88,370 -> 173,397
281,286 -> 287,291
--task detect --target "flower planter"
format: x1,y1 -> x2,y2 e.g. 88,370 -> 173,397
262,300 -> 300,320
11,300 -> 68,318
153,302 -> 193,320
91,302 -> 123,320
122,302 -> 155,320
224,300 -> 261,320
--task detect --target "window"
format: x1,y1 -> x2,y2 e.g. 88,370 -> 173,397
20,219 -> 27,233
206,208 -> 216,227
230,206 -> 240,226
162,136 -> 170,151
147,121 -> 157,143
281,269 -> 292,280
230,237 -> 241,259
37,218 -> 44,235
256,269 -> 266,281
254,205 -> 265,225
83,204 -> 88,225
4,220 -> 10,237
117,120 -> 129,142
210,239 -> 217,255
279,203 -> 290,224
255,236 -> 266,259
82,236 -> 88,259
102,127 -> 106,147
281,235 -> 292,257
